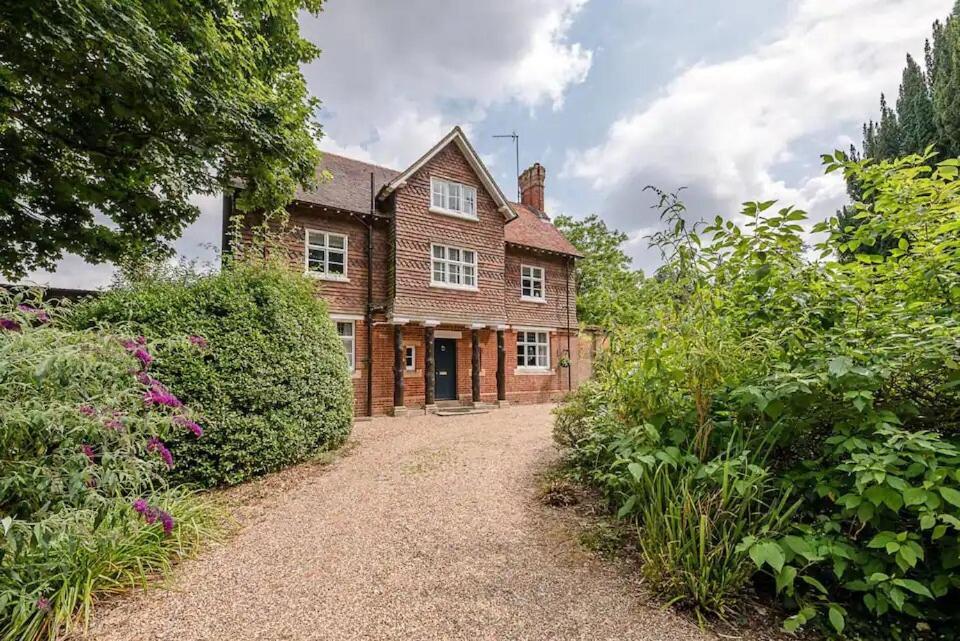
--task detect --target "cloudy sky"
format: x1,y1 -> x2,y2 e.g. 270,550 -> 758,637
26,0 -> 951,287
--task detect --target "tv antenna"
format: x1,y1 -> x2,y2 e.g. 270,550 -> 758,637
493,131 -> 520,200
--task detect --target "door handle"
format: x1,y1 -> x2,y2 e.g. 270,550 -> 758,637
438,371 -> 447,375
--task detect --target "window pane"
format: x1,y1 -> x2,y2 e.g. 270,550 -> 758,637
464,187 -> 476,214
462,250 -> 474,264
448,183 -> 461,211
448,263 -> 461,284
432,180 -> 444,207
463,265 -> 474,286
307,231 -> 324,247
328,235 -> 345,249
448,247 -> 460,262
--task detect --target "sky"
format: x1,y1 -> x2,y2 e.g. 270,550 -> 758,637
24,0 -> 952,287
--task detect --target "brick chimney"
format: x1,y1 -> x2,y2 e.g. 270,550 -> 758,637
519,163 -> 546,212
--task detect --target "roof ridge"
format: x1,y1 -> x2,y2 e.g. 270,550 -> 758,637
318,150 -> 400,174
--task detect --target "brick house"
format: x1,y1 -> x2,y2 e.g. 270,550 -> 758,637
226,127 -> 584,417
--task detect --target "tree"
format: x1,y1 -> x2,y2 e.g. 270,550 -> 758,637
553,214 -> 645,327
897,55 -> 938,154
0,0 -> 324,279
931,4 -> 960,157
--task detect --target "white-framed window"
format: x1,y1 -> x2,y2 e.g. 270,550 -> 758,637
517,330 -> 550,369
336,321 -> 355,371
521,265 -> 545,301
405,345 -> 416,371
305,230 -> 348,280
431,244 -> 477,290
430,177 -> 477,219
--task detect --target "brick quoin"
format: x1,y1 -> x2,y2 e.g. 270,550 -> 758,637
233,128 -> 586,416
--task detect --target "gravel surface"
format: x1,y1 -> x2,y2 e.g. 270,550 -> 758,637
84,404 -> 741,641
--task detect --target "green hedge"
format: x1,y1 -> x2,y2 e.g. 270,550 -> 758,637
69,262 -> 354,487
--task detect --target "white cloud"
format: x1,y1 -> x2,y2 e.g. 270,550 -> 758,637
304,0 -> 592,167
564,0 -> 945,225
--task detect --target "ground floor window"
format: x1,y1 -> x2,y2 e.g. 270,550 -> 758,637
516,330 -> 549,369
336,321 -> 355,370
405,345 -> 416,370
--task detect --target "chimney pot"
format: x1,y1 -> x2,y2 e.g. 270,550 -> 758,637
519,163 -> 546,212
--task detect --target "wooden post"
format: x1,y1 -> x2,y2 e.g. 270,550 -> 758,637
424,326 -> 435,407
496,329 -> 506,401
393,324 -> 404,408
471,329 -> 481,403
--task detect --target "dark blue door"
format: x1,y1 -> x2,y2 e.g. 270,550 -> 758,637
434,338 -> 457,400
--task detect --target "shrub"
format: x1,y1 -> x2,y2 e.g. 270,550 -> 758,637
68,260 -> 354,487
0,292 -> 219,641
556,152 -> 960,636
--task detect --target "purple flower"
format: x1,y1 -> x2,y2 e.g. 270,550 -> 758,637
131,499 -> 173,535
142,387 -> 182,408
105,418 -> 124,431
18,304 -> 50,323
158,510 -> 175,535
137,371 -> 162,387
136,335 -> 147,345
132,348 -> 153,367
80,444 -> 95,462
188,335 -> 208,349
147,437 -> 174,468
174,415 -> 203,438
79,404 -> 96,417
0,318 -> 20,332
36,597 -> 50,611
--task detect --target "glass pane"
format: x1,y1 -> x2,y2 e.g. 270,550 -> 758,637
448,183 -> 461,211
336,322 -> 352,337
433,267 -> 444,282
526,353 -> 537,367
328,235 -> 344,249
433,245 -> 444,259
463,250 -> 474,264
448,247 -> 460,262
432,181 -> 444,207
521,266 -> 530,278
449,263 -> 461,284
307,231 -> 324,247
464,187 -> 475,214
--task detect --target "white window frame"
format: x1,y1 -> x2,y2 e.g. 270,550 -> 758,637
335,320 -> 355,371
405,345 -> 416,371
516,329 -> 550,370
430,243 -> 478,291
429,177 -> 478,221
520,264 -> 546,302
305,229 -> 349,281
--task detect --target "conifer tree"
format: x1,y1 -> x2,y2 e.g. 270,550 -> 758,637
897,55 -> 937,154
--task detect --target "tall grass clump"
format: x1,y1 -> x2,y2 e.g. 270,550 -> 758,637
0,291 -> 219,641
556,152 -> 960,638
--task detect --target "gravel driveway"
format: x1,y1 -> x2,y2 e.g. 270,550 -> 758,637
85,404 -> 726,641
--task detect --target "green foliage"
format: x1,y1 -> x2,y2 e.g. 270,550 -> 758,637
556,152 -> 960,636
0,292 -> 220,641
0,0 -> 324,279
68,259 -> 354,487
553,214 -> 645,327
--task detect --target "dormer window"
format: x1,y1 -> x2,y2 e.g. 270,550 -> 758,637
430,177 -> 477,220
521,265 -> 545,302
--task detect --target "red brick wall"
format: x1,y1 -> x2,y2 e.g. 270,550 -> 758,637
504,247 -> 577,328
504,329 -> 577,405
391,144 -> 507,324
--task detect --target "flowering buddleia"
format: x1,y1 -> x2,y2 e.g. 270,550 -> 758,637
147,437 -> 174,468
174,415 -> 203,437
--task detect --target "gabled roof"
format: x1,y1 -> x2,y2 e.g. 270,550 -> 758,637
294,153 -> 400,214
378,127 -> 518,221
504,202 -> 583,257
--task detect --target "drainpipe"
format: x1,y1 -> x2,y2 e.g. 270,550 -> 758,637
366,173 -> 375,417
565,256 -> 572,391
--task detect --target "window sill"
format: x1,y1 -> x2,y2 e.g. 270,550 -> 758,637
520,296 -> 547,304
515,368 -> 555,376
350,369 -> 361,379
430,282 -> 479,293
429,205 -> 479,222
306,272 -> 350,283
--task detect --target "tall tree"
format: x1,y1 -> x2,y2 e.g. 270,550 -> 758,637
553,214 -> 645,327
931,4 -> 960,157
0,0 -> 324,280
896,55 -> 938,154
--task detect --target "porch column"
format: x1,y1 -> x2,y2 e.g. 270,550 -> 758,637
471,329 -> 481,403
393,324 -> 404,410
424,326 -> 435,407
496,329 -> 506,402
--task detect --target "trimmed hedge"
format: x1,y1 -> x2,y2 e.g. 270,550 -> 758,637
69,262 -> 354,487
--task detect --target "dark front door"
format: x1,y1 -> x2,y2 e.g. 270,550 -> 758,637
434,338 -> 457,401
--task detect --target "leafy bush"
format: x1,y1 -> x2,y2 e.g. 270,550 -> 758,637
0,292 -> 219,641
68,260 -> 354,487
556,152 -> 960,637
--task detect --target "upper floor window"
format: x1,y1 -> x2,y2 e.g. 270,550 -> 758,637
431,244 -> 477,290
430,177 -> 477,220
306,230 -> 348,280
517,330 -> 550,369
335,320 -> 355,371
521,265 -> 545,301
